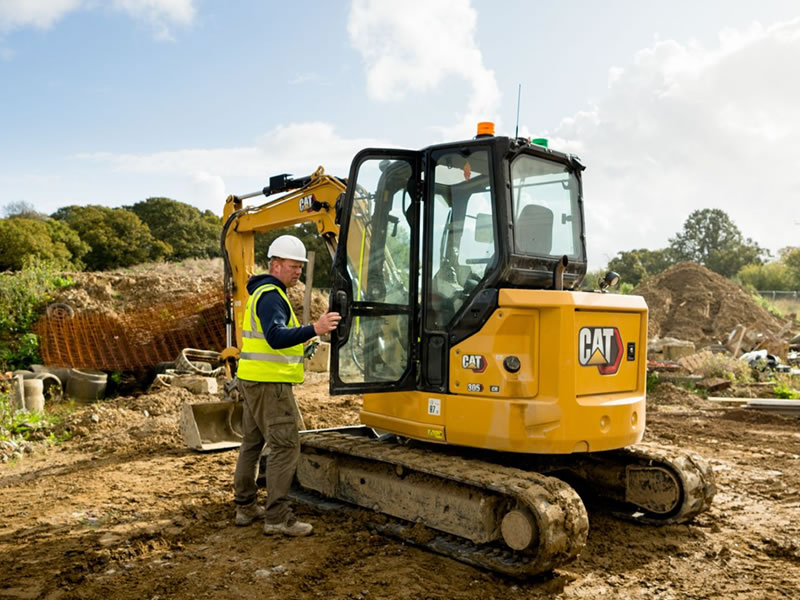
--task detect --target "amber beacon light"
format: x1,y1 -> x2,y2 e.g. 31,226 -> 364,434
476,121 -> 495,136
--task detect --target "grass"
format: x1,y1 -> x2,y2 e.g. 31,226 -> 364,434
0,386 -> 75,445
773,374 -> 800,399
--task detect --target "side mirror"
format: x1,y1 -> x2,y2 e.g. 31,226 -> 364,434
598,271 -> 620,292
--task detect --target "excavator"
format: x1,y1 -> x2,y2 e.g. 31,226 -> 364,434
182,123 -> 715,577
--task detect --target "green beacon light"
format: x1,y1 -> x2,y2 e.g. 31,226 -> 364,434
531,137 -> 549,148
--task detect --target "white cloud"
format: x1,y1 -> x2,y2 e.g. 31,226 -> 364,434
75,122 -> 391,209
111,0 -> 194,41
0,0 -> 83,31
0,0 -> 195,37
348,0 -> 501,140
551,19 -> 800,268
186,170 -> 225,212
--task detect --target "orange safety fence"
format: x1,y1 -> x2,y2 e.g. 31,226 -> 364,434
35,289 -> 227,371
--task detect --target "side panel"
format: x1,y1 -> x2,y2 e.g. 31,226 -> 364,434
574,311 -> 641,397
360,290 -> 648,454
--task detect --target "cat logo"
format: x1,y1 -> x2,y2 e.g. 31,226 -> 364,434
461,354 -> 487,373
298,194 -> 316,212
578,327 -> 623,375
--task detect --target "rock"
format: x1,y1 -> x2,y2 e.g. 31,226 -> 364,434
171,376 -> 218,395
98,533 -> 123,547
91,414 -> 100,424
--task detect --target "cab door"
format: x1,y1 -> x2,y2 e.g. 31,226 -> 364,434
329,149 -> 421,394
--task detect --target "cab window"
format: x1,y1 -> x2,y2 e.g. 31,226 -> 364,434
510,154 -> 582,260
427,149 -> 496,329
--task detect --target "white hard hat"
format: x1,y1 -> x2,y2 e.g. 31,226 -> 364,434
268,235 -> 308,262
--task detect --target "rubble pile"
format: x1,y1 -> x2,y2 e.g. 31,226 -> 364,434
638,264 -> 799,395
635,262 -> 786,346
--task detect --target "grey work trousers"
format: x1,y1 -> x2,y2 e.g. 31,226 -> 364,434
233,380 -> 302,524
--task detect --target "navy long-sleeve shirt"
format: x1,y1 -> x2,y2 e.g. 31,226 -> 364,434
245,274 -> 316,349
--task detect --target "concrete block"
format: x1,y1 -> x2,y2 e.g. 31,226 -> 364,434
172,375 -> 218,395
664,341 -> 696,361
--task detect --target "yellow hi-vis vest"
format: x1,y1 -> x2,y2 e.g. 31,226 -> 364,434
237,283 -> 304,383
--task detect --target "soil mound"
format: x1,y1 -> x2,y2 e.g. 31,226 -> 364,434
53,259 -> 329,322
635,262 -> 785,345
54,259 -> 224,315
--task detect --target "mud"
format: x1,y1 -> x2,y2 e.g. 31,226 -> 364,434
2,374 -> 799,599
635,262 -> 787,345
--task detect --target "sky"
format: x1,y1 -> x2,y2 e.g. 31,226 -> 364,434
1,0 -> 798,269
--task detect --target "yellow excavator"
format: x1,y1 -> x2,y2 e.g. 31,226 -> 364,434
185,123 -> 715,577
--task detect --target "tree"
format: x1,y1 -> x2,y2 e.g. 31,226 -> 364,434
0,218 -> 87,271
46,219 -> 90,269
52,205 -> 168,270
669,209 -> 767,277
254,222 -> 333,288
737,262 -> 793,291
2,200 -> 48,221
126,197 -> 221,261
779,246 -> 800,289
607,248 -> 676,288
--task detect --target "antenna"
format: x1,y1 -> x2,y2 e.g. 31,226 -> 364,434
514,84 -> 522,138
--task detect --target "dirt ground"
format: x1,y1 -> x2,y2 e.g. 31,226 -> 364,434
1,375 -> 799,600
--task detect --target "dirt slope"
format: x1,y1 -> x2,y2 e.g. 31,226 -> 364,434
1,378 -> 799,599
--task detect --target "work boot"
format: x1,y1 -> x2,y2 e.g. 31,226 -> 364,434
263,517 -> 313,537
234,501 -> 266,526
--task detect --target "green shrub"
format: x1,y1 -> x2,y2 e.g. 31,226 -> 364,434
0,258 -> 74,370
646,371 -> 661,393
773,375 -> 800,399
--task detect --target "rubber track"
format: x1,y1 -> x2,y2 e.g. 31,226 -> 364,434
299,431 -> 589,577
621,443 -> 716,524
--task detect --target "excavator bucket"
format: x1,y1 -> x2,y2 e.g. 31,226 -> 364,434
180,401 -> 243,451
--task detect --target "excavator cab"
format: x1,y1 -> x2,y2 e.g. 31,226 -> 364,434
330,134 -> 588,397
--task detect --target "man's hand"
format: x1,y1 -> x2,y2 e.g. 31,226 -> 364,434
313,311 -> 342,335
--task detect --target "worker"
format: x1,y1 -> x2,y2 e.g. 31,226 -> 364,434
233,234 -> 341,536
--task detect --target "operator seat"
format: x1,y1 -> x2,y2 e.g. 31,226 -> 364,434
516,204 -> 554,255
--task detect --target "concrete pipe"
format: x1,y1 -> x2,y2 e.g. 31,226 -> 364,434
22,379 -> 45,412
66,369 -> 107,402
